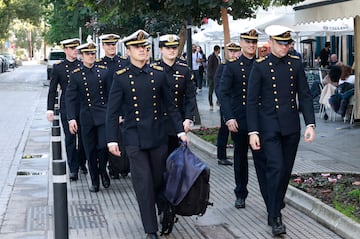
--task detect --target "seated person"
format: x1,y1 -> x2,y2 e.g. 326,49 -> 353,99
339,64 -> 355,85
311,64 -> 340,98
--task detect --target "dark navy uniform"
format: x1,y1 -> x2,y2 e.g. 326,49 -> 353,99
247,53 -> 315,219
66,63 -> 110,191
106,63 -> 185,235
153,60 -> 196,153
96,54 -> 129,178
47,58 -> 86,179
96,55 -> 129,92
214,62 -> 230,162
220,55 -> 255,202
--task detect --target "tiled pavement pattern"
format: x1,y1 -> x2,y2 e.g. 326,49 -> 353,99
0,64 -> 359,238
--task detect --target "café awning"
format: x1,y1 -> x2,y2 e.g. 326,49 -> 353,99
294,0 -> 360,120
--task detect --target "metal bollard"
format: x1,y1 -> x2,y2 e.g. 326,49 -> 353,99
51,126 -> 62,161
52,159 -> 69,239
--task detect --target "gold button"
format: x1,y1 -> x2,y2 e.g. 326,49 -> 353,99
175,91 -> 178,94
154,110 -> 157,113
276,105 -> 279,109
133,96 -> 137,100
274,91 -> 277,94
175,84 -> 179,88
154,116 -> 158,120
272,76 -> 276,80
175,98 -> 178,101
150,72 -> 154,76
269,62 -> 273,66
135,111 -> 139,114
242,82 -> 246,85
153,103 -> 157,106
151,79 -> 155,83
136,118 -> 140,121
132,88 -> 136,92
134,103 -> 138,107
271,69 -> 274,73
275,98 -> 278,102
240,62 -> 244,65
130,81 -> 134,85
242,102 -> 246,105
242,95 -> 246,99
273,84 -> 276,87
129,75 -> 133,78
153,95 -> 156,99
88,103 -> 92,107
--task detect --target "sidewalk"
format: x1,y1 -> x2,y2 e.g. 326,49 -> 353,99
0,83 -> 359,238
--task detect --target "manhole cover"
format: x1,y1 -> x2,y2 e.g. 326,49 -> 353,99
196,224 -> 237,239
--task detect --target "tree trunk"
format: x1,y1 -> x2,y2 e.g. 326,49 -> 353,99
178,22 -> 187,58
221,7 -> 230,59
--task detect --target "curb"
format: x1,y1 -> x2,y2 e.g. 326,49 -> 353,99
286,185 -> 360,239
189,131 -> 360,239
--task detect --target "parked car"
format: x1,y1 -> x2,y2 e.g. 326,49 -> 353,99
0,55 -> 9,72
45,49 -> 65,80
1,53 -> 16,69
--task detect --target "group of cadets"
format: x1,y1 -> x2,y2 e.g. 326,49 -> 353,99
47,25 -> 315,238
47,30 -> 195,239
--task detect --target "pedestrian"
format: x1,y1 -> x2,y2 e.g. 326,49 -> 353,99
105,30 -> 188,239
214,42 -> 241,166
219,29 -> 265,210
154,34 -> 196,155
46,38 -> 87,181
247,25 -> 315,236
207,45 -> 221,111
318,41 -> 331,68
66,40 -> 111,192
192,44 -> 204,93
97,33 -> 129,179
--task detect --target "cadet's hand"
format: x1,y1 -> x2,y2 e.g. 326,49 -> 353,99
46,111 -> 54,122
108,144 -> 121,157
68,120 -> 78,134
226,119 -> 238,133
179,134 -> 190,145
249,134 -> 261,150
183,119 -> 192,133
304,126 -> 315,142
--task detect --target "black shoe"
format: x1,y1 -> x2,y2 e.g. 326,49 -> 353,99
234,198 -> 245,209
101,173 -> 110,188
89,185 -> 99,193
69,172 -> 78,181
271,217 -> 286,236
80,165 -> 88,174
218,159 -> 233,166
145,233 -> 158,239
324,113 -> 328,120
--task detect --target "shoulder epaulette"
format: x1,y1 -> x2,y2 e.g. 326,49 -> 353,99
54,61 -> 62,65
256,57 -> 266,63
228,58 -> 236,63
116,68 -> 128,75
177,62 -> 188,67
96,58 -> 103,62
98,65 -> 107,69
220,61 -> 226,64
151,65 -> 164,71
289,54 -> 300,60
150,62 -> 161,66
72,68 -> 80,73
120,56 -> 128,59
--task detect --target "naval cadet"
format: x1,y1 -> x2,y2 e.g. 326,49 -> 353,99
66,40 -> 111,192
46,38 -> 87,181
97,33 -> 130,179
106,30 -> 188,239
247,25 -> 315,236
214,42 -> 242,166
220,29 -> 267,210
154,34 -> 196,154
